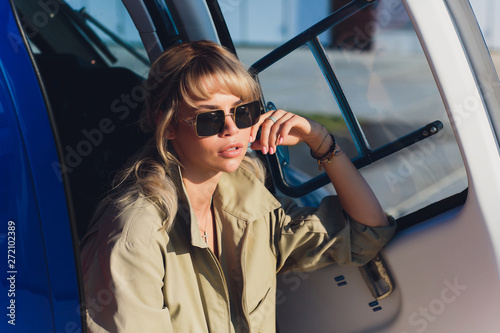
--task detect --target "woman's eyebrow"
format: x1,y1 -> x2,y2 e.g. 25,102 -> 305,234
196,99 -> 244,110
196,104 -> 219,110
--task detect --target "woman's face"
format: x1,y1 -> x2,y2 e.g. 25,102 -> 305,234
169,92 -> 253,180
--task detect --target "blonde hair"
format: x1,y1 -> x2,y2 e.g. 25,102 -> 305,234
104,40 -> 266,231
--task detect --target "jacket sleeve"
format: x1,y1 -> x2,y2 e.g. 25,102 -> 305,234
81,205 -> 174,333
274,195 -> 396,274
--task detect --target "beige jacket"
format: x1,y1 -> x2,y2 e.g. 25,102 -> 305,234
81,166 -> 396,332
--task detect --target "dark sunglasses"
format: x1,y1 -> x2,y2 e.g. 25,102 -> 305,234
181,100 -> 263,137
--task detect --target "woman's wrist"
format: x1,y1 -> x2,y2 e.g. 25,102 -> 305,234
310,134 -> 343,170
307,122 -> 335,156
305,124 -> 330,154
311,133 -> 335,158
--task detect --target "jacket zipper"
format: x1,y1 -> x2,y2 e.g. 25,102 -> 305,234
207,248 -> 232,332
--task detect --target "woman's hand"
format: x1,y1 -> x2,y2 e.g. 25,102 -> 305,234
249,109 -> 328,155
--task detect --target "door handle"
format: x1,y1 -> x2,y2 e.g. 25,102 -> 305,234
359,253 -> 395,300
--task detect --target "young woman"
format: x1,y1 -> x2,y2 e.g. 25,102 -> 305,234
80,40 -> 396,333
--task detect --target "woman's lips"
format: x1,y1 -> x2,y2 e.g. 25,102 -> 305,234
219,143 -> 244,158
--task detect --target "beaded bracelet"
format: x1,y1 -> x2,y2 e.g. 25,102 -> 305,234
310,134 -> 342,170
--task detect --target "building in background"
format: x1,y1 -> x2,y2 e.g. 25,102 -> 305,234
65,0 -> 499,51
221,0 -> 499,51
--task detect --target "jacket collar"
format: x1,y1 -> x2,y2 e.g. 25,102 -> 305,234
174,164 -> 281,248
214,167 -> 281,221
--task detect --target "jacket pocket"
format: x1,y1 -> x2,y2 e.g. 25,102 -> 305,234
247,284 -> 275,332
248,285 -> 272,315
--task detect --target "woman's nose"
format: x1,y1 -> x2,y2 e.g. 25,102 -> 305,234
221,113 -> 239,136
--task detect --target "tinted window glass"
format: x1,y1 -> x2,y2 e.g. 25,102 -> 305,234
13,0 -> 151,237
222,0 -> 467,218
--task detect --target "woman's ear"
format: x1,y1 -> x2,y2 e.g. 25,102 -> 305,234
166,127 -> 176,140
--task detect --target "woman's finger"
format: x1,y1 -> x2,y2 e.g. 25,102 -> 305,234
267,112 -> 295,154
250,110 -> 314,154
250,111 -> 276,143
258,110 -> 288,154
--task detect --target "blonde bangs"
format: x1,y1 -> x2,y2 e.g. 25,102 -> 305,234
180,55 -> 260,108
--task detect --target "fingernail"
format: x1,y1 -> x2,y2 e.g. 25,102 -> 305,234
262,146 -> 267,154
249,135 -> 254,142
269,147 -> 274,155
278,137 -> 284,145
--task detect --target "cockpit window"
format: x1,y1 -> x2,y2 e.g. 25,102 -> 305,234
222,0 -> 467,218
15,0 -> 149,76
12,0 -> 152,238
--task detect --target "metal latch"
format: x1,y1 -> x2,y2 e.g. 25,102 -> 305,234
359,253 -> 395,300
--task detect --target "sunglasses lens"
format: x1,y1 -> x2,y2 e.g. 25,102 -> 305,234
196,110 -> 225,136
235,101 -> 261,128
193,101 -> 261,137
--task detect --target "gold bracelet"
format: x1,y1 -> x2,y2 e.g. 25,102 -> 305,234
317,144 -> 343,171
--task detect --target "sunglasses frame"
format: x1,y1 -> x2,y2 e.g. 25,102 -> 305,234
181,100 -> 263,137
